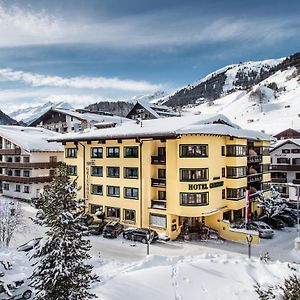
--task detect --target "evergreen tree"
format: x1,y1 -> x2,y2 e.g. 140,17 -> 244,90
30,164 -> 98,300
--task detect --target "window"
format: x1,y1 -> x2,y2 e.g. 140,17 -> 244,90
91,147 -> 103,158
180,168 -> 208,181
23,170 -> 30,177
106,207 -> 120,218
180,144 -> 208,157
50,156 -> 57,162
91,166 -> 103,177
180,192 -> 208,206
262,182 -> 271,191
292,158 -> 300,165
65,148 -> 77,158
89,204 -> 103,214
107,185 -> 120,197
124,167 -> 138,179
158,190 -> 166,200
124,209 -> 136,222
222,189 -> 226,199
221,146 -> 225,156
226,167 -> 247,178
15,184 -> 21,192
68,165 -> 77,176
158,147 -> 166,157
262,147 -> 270,156
226,188 -> 245,200
124,187 -> 139,199
91,184 -> 103,195
277,157 -> 290,164
124,146 -> 138,158
107,147 -> 120,158
14,170 -> 21,177
107,167 -> 120,178
292,149 -> 300,154
24,186 -> 30,193
222,167 -> 226,177
3,183 -> 9,190
23,156 -> 30,163
158,169 -> 166,178
226,145 -> 246,156
282,149 -> 290,154
149,214 -> 166,229
15,156 -> 21,163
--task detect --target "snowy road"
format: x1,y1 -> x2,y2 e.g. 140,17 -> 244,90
7,199 -> 300,263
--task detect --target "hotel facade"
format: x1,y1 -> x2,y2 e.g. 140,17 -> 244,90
51,115 -> 271,242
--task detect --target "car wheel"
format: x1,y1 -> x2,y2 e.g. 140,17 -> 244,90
22,290 -> 32,299
141,238 -> 147,244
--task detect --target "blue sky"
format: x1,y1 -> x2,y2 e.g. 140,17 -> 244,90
0,0 -> 299,113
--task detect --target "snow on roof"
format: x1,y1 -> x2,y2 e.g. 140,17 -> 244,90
0,125 -> 64,152
49,114 -> 271,143
270,139 -> 300,152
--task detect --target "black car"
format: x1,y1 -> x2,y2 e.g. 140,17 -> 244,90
103,222 -> 123,238
123,228 -> 159,244
277,214 -> 295,227
89,221 -> 107,235
260,217 -> 285,230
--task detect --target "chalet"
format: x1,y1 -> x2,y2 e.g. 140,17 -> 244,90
274,128 -> 300,140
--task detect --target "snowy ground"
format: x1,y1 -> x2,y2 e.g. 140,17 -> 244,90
1,197 -> 300,299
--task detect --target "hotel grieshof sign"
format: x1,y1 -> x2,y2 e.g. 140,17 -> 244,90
188,181 -> 224,191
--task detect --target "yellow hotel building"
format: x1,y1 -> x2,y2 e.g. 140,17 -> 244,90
50,114 -> 271,242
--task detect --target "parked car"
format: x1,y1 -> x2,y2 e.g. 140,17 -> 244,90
0,279 -> 33,300
260,217 -> 285,230
89,221 -> 107,235
283,209 -> 298,222
123,228 -> 159,244
249,221 -> 274,239
277,214 -> 296,227
103,222 -> 123,238
17,238 -> 42,252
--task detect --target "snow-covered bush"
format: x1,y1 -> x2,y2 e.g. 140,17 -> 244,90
0,198 -> 22,247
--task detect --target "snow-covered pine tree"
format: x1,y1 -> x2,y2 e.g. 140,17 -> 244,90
30,164 -> 98,300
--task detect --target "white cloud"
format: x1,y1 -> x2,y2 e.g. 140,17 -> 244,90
0,4 -> 298,48
0,68 -> 161,92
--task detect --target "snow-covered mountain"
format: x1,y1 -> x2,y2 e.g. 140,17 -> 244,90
151,52 -> 300,135
9,101 -> 73,124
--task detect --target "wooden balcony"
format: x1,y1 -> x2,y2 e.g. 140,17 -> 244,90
0,175 -> 52,183
151,156 -> 166,165
151,199 -> 167,210
151,178 -> 166,188
0,161 -> 61,169
0,148 -> 21,155
271,164 -> 300,171
247,173 -> 263,183
271,178 -> 287,183
247,155 -> 262,164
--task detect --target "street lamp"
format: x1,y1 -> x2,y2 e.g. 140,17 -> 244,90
246,234 -> 253,259
146,232 -> 150,255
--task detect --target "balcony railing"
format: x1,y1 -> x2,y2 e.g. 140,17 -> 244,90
271,178 -> 287,183
271,164 -> 300,171
0,148 -> 21,155
0,161 -> 62,169
151,200 -> 167,210
151,156 -> 166,165
247,173 -> 263,183
0,175 -> 52,183
247,155 -> 262,163
151,178 -> 166,188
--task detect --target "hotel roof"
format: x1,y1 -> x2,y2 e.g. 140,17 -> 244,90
0,125 -> 64,152
48,114 -> 271,142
